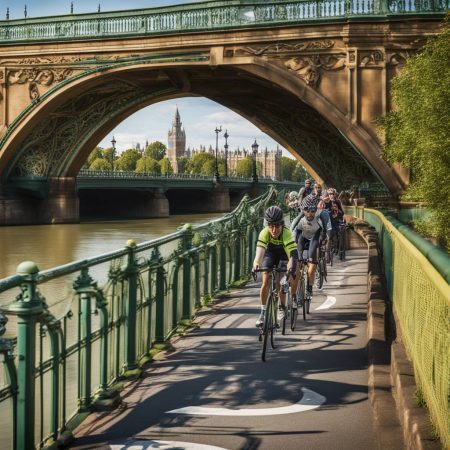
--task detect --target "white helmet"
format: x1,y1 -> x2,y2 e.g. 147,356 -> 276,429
288,191 -> 298,202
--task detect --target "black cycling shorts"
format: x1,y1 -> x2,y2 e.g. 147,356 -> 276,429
261,245 -> 288,270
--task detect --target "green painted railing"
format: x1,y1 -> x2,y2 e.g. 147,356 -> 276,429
0,186 -> 286,450
346,206 -> 450,448
0,0 -> 448,43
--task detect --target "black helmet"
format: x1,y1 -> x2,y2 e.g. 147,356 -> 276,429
264,206 -> 283,224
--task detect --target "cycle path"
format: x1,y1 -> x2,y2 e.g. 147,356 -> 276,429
71,249 -> 378,450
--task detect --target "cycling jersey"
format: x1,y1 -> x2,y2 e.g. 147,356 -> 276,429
296,210 -> 332,239
257,227 -> 297,256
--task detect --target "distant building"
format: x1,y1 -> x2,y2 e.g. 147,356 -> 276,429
167,108 -> 282,179
167,107 -> 186,173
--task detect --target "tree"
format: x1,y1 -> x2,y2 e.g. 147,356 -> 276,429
85,147 -> 103,168
102,147 -> 116,170
144,141 -> 167,161
177,156 -> 190,173
115,148 -> 142,171
235,157 -> 253,177
292,164 -> 309,183
160,158 -> 173,175
89,158 -> 111,171
280,156 -> 297,181
189,152 -> 215,174
202,158 -> 216,176
136,156 -> 160,173
379,16 -> 450,248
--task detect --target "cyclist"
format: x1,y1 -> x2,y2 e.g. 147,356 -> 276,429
291,182 -> 324,233
321,188 -> 345,260
286,191 -> 299,209
296,204 -> 332,297
298,179 -> 313,203
252,206 -> 299,327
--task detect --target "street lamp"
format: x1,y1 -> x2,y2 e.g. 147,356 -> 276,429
214,126 -> 222,182
111,136 -> 116,171
223,129 -> 229,178
251,139 -> 259,182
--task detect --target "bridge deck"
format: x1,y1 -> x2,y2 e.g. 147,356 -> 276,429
71,250 -> 381,450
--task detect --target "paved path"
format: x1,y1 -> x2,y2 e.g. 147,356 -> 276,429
71,249 -> 377,450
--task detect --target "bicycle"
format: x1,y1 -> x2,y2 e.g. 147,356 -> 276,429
252,265 -> 287,362
296,255 -> 312,320
316,239 -> 328,290
328,230 -> 337,266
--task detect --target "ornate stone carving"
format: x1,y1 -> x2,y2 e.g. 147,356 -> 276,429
388,52 -> 410,67
284,54 -> 346,88
360,50 -> 384,67
8,67 -> 75,99
236,40 -> 335,56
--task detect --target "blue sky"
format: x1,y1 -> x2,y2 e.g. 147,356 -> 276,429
1,0 -> 291,155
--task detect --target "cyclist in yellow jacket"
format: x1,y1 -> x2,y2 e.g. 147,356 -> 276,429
252,206 -> 299,327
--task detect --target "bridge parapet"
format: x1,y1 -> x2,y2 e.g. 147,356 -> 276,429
0,0 -> 447,43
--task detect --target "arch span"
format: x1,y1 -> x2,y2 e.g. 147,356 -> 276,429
0,59 -> 401,192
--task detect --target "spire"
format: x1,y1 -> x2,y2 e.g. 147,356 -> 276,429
172,107 -> 181,128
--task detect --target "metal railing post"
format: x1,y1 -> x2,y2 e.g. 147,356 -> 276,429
73,267 -> 97,411
181,224 -> 193,319
8,261 -> 44,450
122,240 -> 139,372
151,248 -> 166,343
219,237 -> 227,291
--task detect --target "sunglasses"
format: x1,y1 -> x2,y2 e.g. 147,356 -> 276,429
268,223 -> 282,228
328,192 -> 335,195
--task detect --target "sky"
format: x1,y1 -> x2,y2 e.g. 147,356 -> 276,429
1,0 -> 292,156
0,0 -> 290,156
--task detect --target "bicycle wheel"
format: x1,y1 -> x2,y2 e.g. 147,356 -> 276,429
290,293 -> 298,331
306,293 -> 311,314
339,230 -> 346,260
282,292 -> 290,335
323,258 -> 327,282
297,273 -> 307,321
261,294 -> 273,362
316,261 -> 324,289
270,295 -> 277,349
328,245 -> 334,266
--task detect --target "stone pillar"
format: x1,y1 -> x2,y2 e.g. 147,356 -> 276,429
151,189 -> 169,217
212,185 -> 230,212
0,186 -> 38,225
40,177 -> 79,224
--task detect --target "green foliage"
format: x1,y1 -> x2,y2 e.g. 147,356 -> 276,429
115,148 -> 142,171
89,158 -> 111,171
160,157 -> 173,175
379,17 -> 450,248
86,147 -> 103,167
135,156 -> 160,173
292,164 -> 309,182
235,157 -> 253,177
177,156 -> 190,173
102,147 -> 117,168
189,152 -> 215,174
280,156 -> 296,180
144,141 -> 167,161
202,158 -> 216,176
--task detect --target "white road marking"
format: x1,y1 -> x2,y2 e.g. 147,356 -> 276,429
109,441 -> 227,450
166,387 -> 325,416
314,296 -> 336,310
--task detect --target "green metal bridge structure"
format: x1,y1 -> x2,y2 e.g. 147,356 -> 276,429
0,1 -> 449,449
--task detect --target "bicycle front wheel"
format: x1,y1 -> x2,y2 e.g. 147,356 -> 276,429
297,273 -> 307,321
261,296 -> 272,362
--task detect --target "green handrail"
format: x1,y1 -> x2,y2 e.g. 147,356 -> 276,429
0,0 -> 447,44
0,185 -> 283,450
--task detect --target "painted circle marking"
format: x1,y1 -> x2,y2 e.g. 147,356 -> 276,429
109,440 -> 228,450
314,295 -> 336,310
166,387 -> 325,416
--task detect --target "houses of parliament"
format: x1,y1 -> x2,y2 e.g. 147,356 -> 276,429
167,108 -> 282,179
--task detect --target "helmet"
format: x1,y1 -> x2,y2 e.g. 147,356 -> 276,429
264,206 -> 283,224
288,191 -> 298,202
303,204 -> 317,212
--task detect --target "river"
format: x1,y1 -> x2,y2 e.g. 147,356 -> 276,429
0,213 -> 222,307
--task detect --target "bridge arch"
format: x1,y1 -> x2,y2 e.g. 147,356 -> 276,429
1,56 -> 401,192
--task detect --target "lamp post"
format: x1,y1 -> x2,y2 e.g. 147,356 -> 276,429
223,129 -> 229,178
214,126 -> 222,182
251,139 -> 259,182
111,136 -> 116,171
